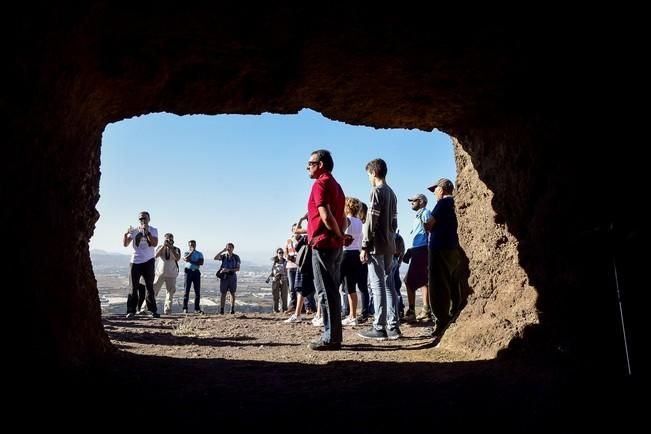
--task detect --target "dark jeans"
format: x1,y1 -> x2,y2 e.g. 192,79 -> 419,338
393,258 -> 404,314
184,269 -> 201,311
288,268 -> 298,308
427,248 -> 460,325
127,259 -> 156,314
312,247 -> 343,344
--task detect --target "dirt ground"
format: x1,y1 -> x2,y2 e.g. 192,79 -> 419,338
28,313 -> 635,431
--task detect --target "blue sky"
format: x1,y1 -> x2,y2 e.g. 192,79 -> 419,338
91,109 -> 455,264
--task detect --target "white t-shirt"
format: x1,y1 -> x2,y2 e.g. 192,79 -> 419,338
127,226 -> 158,264
344,216 -> 363,251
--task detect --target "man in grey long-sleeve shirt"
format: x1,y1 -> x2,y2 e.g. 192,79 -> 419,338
358,158 -> 401,340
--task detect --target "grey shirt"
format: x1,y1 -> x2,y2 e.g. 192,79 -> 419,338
362,183 -> 398,255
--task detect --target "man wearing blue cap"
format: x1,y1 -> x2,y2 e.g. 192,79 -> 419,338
425,178 -> 460,338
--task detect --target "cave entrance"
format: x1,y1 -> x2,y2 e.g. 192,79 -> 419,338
91,108 -> 455,321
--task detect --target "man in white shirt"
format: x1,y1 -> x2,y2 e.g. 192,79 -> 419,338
123,211 -> 159,318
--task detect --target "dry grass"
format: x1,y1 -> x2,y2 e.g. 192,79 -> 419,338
172,317 -> 211,337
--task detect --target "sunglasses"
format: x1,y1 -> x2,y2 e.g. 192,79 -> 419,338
307,161 -> 320,166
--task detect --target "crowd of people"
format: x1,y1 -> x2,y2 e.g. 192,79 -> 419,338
122,149 -> 462,351
123,214 -> 240,318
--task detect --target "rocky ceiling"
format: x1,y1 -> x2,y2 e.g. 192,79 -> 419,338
7,5 -> 637,375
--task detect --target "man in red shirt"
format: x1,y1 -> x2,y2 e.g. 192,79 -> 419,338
305,149 -> 346,351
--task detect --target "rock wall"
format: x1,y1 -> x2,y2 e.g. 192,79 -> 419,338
6,5 -> 637,371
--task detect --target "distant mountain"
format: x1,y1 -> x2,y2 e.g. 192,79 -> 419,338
90,249 -> 270,273
90,250 -> 130,270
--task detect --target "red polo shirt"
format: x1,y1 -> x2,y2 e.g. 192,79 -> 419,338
307,172 -> 346,249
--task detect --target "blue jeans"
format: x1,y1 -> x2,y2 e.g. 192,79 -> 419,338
367,254 -> 398,330
312,247 -> 343,344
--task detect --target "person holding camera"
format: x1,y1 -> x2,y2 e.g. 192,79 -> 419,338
153,233 -> 181,314
214,243 -> 240,314
267,249 -> 288,313
284,223 -> 302,314
182,240 -> 204,314
123,211 -> 159,318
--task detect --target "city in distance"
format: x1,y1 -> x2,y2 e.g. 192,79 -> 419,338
92,249 -> 277,315
91,249 -> 409,316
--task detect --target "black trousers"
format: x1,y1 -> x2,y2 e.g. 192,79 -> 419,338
127,258 -> 156,314
427,248 -> 460,325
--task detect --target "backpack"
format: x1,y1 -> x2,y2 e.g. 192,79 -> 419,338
296,242 -> 312,276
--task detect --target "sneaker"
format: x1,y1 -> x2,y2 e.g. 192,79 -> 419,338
284,308 -> 295,315
311,316 -> 323,327
195,310 -> 204,315
182,308 -> 188,314
356,314 -> 368,324
386,327 -> 402,340
125,312 -> 135,319
357,328 -> 388,340
341,316 -> 358,326
137,309 -> 148,316
308,339 -> 341,351
164,308 -> 171,315
416,306 -> 433,321
284,314 -> 302,323
152,312 -> 160,318
219,308 -> 224,315
230,309 -> 235,314
402,309 -> 416,323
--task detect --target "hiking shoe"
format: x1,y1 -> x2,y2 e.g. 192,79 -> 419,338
311,316 -> 323,327
284,314 -> 302,323
402,309 -> 416,323
357,328 -> 388,340
308,339 -> 341,351
386,327 -> 402,340
125,312 -> 135,319
416,306 -> 433,321
341,316 -> 358,326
